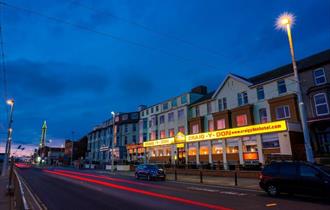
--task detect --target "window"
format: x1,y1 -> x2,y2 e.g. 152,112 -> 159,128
124,125 -> 128,132
156,105 -> 159,112
259,108 -> 268,123
159,115 -> 165,124
314,68 -> 327,85
196,107 -> 200,117
163,103 -> 168,110
192,124 -> 199,134
207,102 -> 212,114
143,119 -> 148,129
168,128 -> 175,137
150,131 -> 156,140
279,163 -> 297,177
124,136 -> 128,145
181,95 -> 187,104
276,105 -> 290,119
151,107 -> 154,113
171,98 -> 177,107
314,93 -> 329,116
237,91 -> 248,106
143,133 -> 147,141
262,133 -> 279,148
300,165 -> 319,177
132,135 -> 137,143
178,109 -> 185,120
131,113 -> 139,119
160,130 -> 166,138
236,114 -> 248,126
132,124 -> 137,132
277,80 -> 287,94
149,120 -> 152,128
218,99 -> 222,111
223,98 -> 227,110
168,112 -> 174,122
257,86 -> 265,100
216,119 -> 226,130
122,114 -> 128,120
146,109 -> 149,115
208,120 -> 214,131
178,126 -> 185,134
141,112 -> 144,117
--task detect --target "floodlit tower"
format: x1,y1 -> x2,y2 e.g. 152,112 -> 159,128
40,121 -> 47,148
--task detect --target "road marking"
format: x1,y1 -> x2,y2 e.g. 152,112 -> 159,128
266,203 -> 277,207
187,187 -> 247,196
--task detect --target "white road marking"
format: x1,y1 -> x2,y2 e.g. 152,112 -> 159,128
187,186 -> 247,196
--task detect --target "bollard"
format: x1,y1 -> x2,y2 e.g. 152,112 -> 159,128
200,170 -> 203,183
174,168 -> 177,181
234,171 -> 238,186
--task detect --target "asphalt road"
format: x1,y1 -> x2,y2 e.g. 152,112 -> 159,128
17,168 -> 330,210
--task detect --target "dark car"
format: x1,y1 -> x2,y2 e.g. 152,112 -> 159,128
135,164 -> 166,181
259,161 -> 330,197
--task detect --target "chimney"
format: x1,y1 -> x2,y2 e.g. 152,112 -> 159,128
191,85 -> 207,95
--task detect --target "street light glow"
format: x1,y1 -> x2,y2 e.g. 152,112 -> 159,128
111,111 -> 115,116
276,12 -> 295,31
6,99 -> 14,106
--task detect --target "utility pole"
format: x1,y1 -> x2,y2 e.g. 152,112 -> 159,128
1,99 -> 14,176
111,112 -> 116,172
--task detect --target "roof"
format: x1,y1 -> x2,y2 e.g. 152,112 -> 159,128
190,91 -> 215,106
249,49 -> 330,85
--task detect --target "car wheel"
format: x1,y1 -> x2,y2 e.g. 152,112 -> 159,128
135,173 -> 139,180
266,184 -> 279,196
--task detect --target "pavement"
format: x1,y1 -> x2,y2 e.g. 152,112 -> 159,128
0,175 -> 11,210
16,167 -> 330,210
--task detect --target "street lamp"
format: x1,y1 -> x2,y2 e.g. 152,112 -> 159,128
1,99 -> 15,176
276,12 -> 314,162
111,111 -> 116,172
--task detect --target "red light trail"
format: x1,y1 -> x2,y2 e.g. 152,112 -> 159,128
44,170 -> 231,210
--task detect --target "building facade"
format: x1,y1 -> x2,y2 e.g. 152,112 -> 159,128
299,49 -> 330,164
87,112 -> 139,166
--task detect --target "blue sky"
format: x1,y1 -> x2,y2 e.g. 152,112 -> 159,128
0,0 -> 329,153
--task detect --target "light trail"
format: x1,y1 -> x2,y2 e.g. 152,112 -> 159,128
44,169 -> 232,210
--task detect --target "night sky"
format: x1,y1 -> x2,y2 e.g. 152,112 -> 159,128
0,0 -> 329,155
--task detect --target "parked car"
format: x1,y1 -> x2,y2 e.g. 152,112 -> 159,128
135,164 -> 166,181
259,161 -> 330,197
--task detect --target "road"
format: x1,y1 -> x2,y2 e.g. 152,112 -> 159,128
17,167 -> 329,210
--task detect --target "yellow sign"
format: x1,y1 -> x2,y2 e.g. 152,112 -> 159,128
174,132 -> 185,143
176,143 -> 185,148
186,120 -> 287,142
143,137 -> 174,147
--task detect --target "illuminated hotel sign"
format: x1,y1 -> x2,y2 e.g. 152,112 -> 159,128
143,137 -> 174,147
143,120 -> 287,147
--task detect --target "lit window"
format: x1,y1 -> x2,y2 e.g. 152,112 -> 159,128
237,91 -> 248,106
168,112 -> 174,122
178,109 -> 185,120
200,146 -> 209,155
226,146 -> 238,153
257,86 -> 265,100
216,119 -> 226,130
192,124 -> 199,134
208,120 -> 214,131
178,126 -> 185,134
314,93 -> 329,116
314,68 -> 327,86
212,145 -> 223,154
236,114 -> 248,126
276,105 -> 290,119
188,147 -> 197,156
150,131 -> 156,140
277,80 -> 287,94
259,108 -> 268,123
160,130 -> 166,138
168,128 -> 175,137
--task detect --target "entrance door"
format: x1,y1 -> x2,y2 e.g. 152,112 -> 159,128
177,148 -> 186,165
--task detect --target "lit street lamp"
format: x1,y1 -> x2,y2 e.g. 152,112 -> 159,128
1,99 -> 15,176
276,12 -> 314,162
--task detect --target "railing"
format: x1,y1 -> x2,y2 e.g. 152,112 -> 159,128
12,169 -> 29,210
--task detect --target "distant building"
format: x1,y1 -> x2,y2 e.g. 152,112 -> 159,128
47,147 -> 64,165
64,136 -> 88,166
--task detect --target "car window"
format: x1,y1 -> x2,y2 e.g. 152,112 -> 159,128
279,163 -> 297,177
263,164 -> 279,175
300,165 -> 319,177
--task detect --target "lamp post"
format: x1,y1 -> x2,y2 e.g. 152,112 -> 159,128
276,12 -> 314,162
1,99 -> 15,176
111,111 -> 116,172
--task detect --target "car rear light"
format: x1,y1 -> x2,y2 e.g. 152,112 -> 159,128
259,173 -> 263,180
